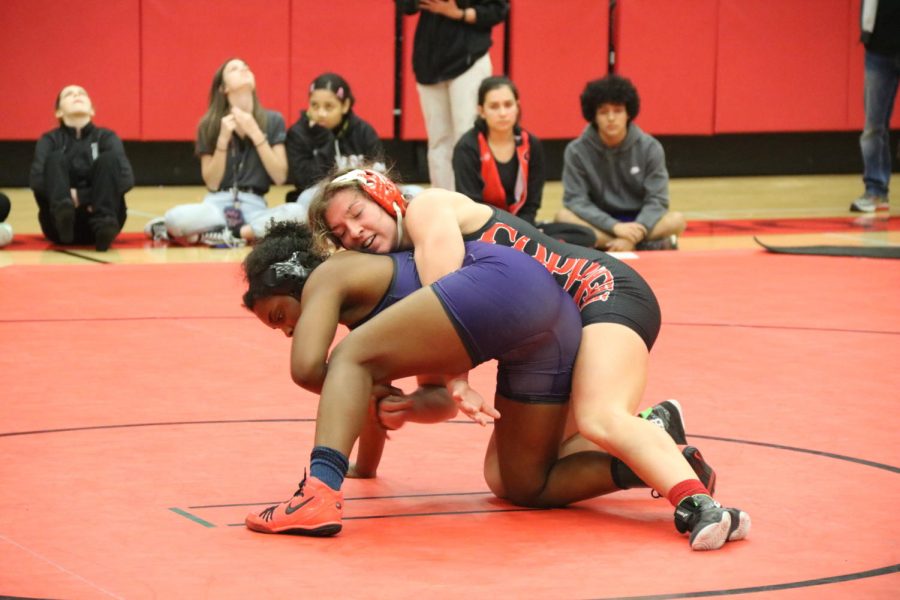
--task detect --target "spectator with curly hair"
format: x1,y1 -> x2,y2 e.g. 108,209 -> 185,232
555,74 -> 685,251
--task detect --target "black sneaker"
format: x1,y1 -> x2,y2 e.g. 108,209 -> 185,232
683,446 -> 716,496
674,494 -> 750,551
53,201 -> 76,244
92,220 -> 119,252
637,235 -> 678,251
641,399 -> 686,444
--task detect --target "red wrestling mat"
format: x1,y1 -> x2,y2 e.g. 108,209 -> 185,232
2,232 -> 153,251
1,253 -> 898,599
681,214 -> 898,237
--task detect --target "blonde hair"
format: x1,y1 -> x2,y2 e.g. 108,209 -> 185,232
306,164 -> 403,254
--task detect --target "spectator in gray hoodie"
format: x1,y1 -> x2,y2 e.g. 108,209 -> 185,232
555,74 -> 685,251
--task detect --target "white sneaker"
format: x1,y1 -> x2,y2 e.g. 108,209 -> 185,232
200,227 -> 245,248
849,195 -> 889,213
144,217 -> 169,241
0,223 -> 13,248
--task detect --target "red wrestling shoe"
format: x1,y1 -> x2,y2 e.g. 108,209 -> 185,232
245,474 -> 343,536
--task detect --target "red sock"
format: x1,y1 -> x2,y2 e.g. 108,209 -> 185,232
666,479 -> 710,507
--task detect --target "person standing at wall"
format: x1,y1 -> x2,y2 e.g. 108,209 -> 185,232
851,0 -> 900,213
29,85 -> 133,252
555,74 -> 686,252
399,0 -> 509,190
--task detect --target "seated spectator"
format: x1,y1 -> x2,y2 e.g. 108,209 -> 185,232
453,75 -> 595,247
144,58 -> 304,247
29,85 -> 132,252
555,74 -> 686,251
285,72 -> 419,212
452,76 -> 543,224
0,191 -> 12,248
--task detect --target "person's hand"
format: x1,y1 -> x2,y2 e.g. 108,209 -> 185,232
376,393 -> 413,431
605,237 -> 636,252
419,0 -> 463,20
304,113 -> 333,146
218,114 -> 237,148
230,106 -> 263,142
346,463 -> 376,479
448,379 -> 500,426
612,221 -> 647,244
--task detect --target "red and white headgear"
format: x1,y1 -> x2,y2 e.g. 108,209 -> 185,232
330,169 -> 407,248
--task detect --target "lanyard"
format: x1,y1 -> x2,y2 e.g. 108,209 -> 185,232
229,140 -> 246,204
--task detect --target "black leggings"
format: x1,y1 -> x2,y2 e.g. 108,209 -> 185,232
36,151 -> 126,243
0,192 -> 10,222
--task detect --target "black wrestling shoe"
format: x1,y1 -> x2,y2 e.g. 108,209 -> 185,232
614,444 -> 715,495
674,494 -> 750,551
726,507 -> 751,542
641,399 -> 686,444
682,446 -> 716,496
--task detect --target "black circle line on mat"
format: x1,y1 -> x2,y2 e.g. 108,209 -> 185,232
191,490 -> 494,510
3,422 -> 897,598
0,317 -> 897,336
689,433 -> 900,474
1,420 -> 897,474
666,321 -> 900,336
584,564 -> 900,600
0,315 -> 252,323
222,506 -> 547,528
0,418 -> 478,439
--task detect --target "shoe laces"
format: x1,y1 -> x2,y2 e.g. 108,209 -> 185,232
293,471 -> 309,498
256,471 -> 309,521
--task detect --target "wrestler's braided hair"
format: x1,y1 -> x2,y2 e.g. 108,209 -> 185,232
242,221 -> 326,310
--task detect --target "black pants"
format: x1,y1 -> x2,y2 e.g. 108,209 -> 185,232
0,192 -> 10,222
36,151 -> 127,244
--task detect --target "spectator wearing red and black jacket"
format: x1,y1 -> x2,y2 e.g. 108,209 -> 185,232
452,76 -> 543,225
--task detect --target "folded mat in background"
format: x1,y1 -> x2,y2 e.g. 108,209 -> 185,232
754,236 -> 900,259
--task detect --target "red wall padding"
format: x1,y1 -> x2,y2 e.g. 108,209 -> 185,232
290,0 -> 394,138
141,0 -> 291,141
715,0 -> 851,133
399,13 -> 505,140
508,0 -> 608,139
616,0 -> 718,135
0,0 -> 141,140
2,0 -> 897,142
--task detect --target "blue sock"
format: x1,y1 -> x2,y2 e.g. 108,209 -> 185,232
310,446 -> 349,491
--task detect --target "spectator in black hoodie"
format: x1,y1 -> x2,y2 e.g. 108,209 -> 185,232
29,85 -> 133,251
285,73 -> 419,212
